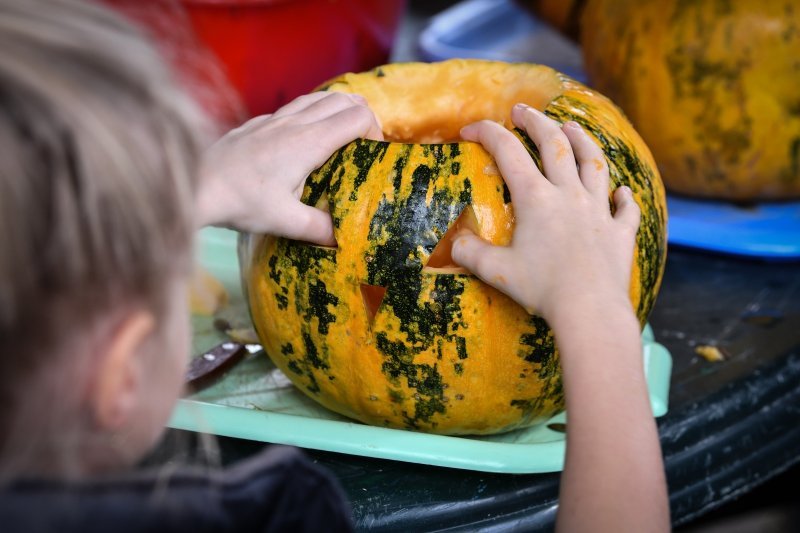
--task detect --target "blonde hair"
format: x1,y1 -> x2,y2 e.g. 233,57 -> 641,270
0,0 -> 210,477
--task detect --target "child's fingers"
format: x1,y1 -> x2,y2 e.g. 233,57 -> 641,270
270,92 -> 335,118
451,231 -> 515,293
302,105 -> 384,163
562,121 -> 609,199
290,92 -> 373,126
612,186 -> 641,231
460,120 -> 547,200
362,115 -> 385,142
319,104 -> 384,143
510,104 -> 579,187
279,203 -> 337,247
272,91 -> 368,120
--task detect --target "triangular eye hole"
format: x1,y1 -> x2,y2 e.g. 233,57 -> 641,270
360,283 -> 387,322
425,206 -> 479,271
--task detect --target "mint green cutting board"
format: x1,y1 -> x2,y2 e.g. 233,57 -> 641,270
169,228 -> 672,474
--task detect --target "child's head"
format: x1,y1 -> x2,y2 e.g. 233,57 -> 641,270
0,0 -> 208,480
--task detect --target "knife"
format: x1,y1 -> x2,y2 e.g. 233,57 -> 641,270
185,341 -> 262,389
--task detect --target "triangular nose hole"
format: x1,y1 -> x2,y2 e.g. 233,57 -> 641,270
360,283 -> 387,322
426,206 -> 479,269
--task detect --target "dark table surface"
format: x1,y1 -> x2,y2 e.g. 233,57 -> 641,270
170,246 -> 799,531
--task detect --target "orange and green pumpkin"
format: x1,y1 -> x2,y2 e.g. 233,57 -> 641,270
534,0 -> 800,201
239,59 -> 667,435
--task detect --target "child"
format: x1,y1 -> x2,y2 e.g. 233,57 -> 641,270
0,0 -> 668,531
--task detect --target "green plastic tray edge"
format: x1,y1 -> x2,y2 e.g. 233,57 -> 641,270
170,400 -> 565,474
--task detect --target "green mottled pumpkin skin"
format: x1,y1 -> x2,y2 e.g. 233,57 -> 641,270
580,0 -> 800,200
239,60 -> 667,435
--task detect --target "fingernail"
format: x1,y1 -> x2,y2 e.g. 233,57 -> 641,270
528,106 -> 546,117
620,185 -> 633,196
514,103 -> 545,117
350,94 -> 367,104
563,121 -> 581,130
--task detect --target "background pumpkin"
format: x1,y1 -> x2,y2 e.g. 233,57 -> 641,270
239,59 -> 667,435
531,0 -> 800,201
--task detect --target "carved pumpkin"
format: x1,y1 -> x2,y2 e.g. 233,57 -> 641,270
239,59 -> 666,434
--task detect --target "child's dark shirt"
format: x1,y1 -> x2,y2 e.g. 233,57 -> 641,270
0,445 -> 353,532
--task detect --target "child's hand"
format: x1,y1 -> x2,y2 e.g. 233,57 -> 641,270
197,92 -> 384,245
452,104 -> 641,322
457,106 -> 668,533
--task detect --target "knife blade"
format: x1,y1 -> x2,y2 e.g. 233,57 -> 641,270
185,341 -> 262,388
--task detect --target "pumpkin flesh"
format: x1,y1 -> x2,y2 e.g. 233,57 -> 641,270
240,60 -> 667,435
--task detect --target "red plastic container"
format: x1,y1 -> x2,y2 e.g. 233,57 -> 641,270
181,0 -> 406,117
104,0 -> 405,123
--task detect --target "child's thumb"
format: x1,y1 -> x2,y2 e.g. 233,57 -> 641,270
283,204 -> 337,247
451,231 -> 504,284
